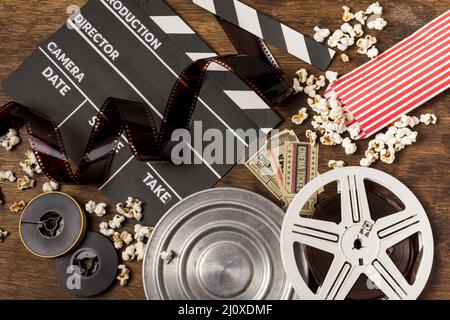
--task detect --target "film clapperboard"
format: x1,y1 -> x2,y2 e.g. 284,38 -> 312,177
3,0 -> 334,226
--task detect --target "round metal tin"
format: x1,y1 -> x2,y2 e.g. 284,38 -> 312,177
19,192 -> 86,258
54,231 -> 118,297
143,188 -> 298,300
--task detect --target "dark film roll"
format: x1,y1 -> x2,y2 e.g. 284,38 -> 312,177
54,231 -> 119,297
19,192 -> 86,258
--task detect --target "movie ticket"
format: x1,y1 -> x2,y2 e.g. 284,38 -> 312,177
245,130 -> 319,215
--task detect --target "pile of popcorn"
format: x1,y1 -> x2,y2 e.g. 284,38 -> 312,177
293,68 -> 358,155
0,129 -> 63,240
293,66 -> 438,169
0,148 -> 42,193
359,114 -> 436,167
292,68 -> 336,98
291,2 -> 439,169
87,197 -> 152,287
313,1 -> 387,61
291,69 -> 437,169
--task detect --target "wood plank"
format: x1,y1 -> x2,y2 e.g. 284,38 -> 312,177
0,0 -> 448,299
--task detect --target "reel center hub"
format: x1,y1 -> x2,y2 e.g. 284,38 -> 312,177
353,238 -> 363,250
38,211 -> 65,238
341,224 -> 380,267
72,249 -> 100,278
198,242 -> 253,298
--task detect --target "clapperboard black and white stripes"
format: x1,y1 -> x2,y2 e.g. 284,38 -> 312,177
3,0 -> 281,226
137,0 -> 281,133
193,0 -> 336,71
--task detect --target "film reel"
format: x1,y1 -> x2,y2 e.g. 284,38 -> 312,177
143,188 -> 298,300
280,167 -> 434,300
19,192 -> 86,258
54,231 -> 118,297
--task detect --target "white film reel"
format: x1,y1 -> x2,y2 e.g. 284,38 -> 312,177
280,167 -> 434,300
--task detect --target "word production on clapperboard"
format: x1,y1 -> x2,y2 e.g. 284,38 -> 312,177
0,0 -> 448,305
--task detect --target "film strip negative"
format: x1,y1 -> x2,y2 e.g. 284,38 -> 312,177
1,53 -> 291,184
2,0 -> 294,225
193,0 -> 336,70
138,0 -> 290,131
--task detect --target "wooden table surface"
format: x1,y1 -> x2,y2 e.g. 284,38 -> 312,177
0,0 -> 448,300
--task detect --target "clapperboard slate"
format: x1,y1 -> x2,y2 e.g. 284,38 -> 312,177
3,0 -> 281,226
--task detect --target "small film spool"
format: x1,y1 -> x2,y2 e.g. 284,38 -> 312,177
54,231 -> 118,297
19,192 -> 86,258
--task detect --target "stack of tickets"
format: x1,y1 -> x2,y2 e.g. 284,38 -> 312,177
245,130 -> 319,216
326,10 -> 450,139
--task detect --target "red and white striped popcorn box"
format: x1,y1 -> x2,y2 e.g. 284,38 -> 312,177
325,10 -> 450,139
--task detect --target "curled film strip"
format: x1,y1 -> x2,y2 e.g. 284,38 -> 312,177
1,48 -> 292,184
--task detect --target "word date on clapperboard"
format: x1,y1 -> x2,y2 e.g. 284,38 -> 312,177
3,0 -> 281,226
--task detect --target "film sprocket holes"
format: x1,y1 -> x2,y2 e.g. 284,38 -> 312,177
19,192 -> 86,258
2,0 -> 288,226
280,167 -> 434,300
55,231 -> 119,297
143,188 -> 301,300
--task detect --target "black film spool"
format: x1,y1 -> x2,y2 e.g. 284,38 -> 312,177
54,231 -> 118,297
19,192 -> 86,258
